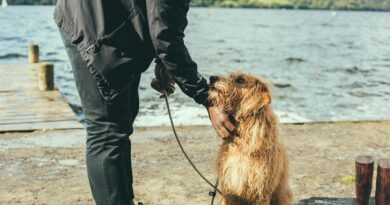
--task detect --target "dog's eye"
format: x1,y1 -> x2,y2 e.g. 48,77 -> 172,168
235,77 -> 245,85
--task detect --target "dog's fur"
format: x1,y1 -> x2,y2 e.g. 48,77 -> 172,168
208,72 -> 292,205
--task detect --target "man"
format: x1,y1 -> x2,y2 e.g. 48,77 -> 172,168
54,0 -> 235,204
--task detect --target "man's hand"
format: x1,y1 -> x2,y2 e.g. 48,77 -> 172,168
151,63 -> 175,98
207,106 -> 236,140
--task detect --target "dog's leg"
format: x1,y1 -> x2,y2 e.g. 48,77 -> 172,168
218,196 -> 227,205
252,197 -> 271,205
270,169 -> 293,205
219,195 -> 234,205
219,195 -> 249,205
271,185 -> 292,205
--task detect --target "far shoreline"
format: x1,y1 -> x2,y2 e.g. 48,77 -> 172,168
4,5 -> 390,12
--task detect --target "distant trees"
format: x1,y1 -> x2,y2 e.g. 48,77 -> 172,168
9,0 -> 57,5
191,0 -> 215,7
290,0 -> 390,10
191,0 -> 390,10
7,0 -> 390,11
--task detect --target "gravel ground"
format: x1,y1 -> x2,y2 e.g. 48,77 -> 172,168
1,121 -> 389,205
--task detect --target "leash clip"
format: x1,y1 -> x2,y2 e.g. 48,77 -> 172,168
209,191 -> 217,197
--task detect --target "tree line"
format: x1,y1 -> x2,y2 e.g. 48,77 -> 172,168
6,0 -> 390,11
8,0 -> 56,5
192,0 -> 390,10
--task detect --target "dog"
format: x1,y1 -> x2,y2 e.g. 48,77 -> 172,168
208,72 -> 292,205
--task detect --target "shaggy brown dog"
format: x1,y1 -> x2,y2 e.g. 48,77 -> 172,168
208,72 -> 292,205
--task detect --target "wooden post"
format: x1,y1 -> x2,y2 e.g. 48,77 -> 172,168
28,44 -> 39,64
38,63 -> 54,91
376,159 -> 390,205
356,155 -> 374,205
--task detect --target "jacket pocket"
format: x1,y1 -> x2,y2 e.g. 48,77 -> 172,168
84,12 -> 152,101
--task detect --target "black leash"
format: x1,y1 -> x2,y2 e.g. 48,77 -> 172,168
163,93 -> 221,204
210,179 -> 219,205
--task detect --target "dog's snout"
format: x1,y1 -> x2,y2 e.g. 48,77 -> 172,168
209,76 -> 219,84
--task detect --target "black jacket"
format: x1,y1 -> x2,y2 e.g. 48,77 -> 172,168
54,0 -> 208,105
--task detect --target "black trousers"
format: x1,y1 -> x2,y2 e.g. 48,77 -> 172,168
61,31 -> 140,205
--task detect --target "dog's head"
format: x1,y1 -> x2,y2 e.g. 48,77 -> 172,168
208,72 -> 272,120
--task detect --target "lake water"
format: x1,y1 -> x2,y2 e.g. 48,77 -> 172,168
0,6 -> 389,126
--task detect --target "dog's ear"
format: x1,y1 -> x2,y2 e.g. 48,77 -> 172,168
256,91 -> 272,112
262,92 -> 272,105
237,90 -> 272,118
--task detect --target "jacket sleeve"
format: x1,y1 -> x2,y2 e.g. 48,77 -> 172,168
146,0 -> 209,106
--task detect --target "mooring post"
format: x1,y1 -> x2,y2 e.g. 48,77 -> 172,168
28,44 -> 39,64
376,159 -> 390,205
356,155 -> 374,205
38,62 -> 54,91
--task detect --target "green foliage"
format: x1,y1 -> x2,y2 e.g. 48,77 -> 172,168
341,175 -> 356,183
193,0 -> 390,10
6,0 -> 390,11
8,0 -> 57,5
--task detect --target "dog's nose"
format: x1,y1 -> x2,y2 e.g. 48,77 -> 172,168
209,76 -> 219,84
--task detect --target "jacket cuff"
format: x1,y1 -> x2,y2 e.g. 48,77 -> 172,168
201,98 -> 212,108
193,87 -> 210,107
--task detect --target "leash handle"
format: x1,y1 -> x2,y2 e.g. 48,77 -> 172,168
163,92 -> 222,196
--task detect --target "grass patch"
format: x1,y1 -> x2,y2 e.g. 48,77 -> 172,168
341,175 -> 356,184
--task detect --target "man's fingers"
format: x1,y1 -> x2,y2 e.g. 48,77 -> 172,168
151,79 -> 163,92
208,106 -> 234,139
151,78 -> 175,94
216,124 -> 230,139
160,67 -> 174,82
218,113 -> 235,133
166,84 -> 175,92
155,65 -> 162,77
164,84 -> 175,95
215,126 -> 226,139
222,120 -> 236,133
